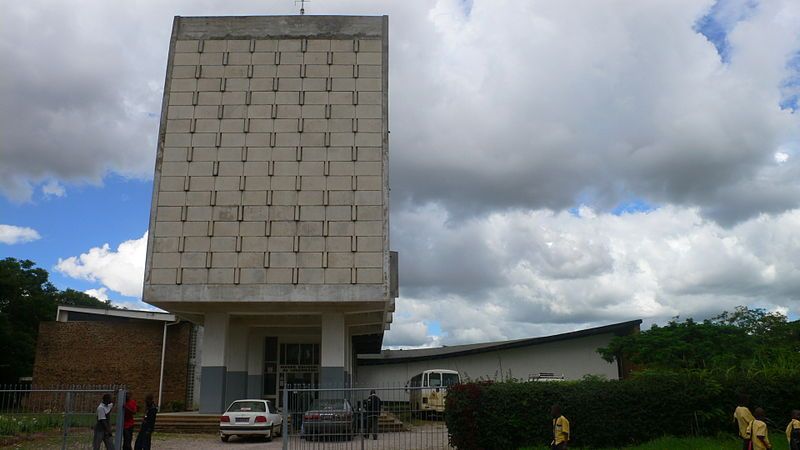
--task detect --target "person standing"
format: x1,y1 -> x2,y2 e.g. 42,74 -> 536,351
551,404 -> 570,450
734,394 -> 755,450
747,407 -> 772,450
364,389 -> 382,440
122,392 -> 138,450
786,409 -> 800,450
93,393 -> 115,450
134,394 -> 158,450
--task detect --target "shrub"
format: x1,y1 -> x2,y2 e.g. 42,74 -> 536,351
445,371 -> 800,449
166,401 -> 185,412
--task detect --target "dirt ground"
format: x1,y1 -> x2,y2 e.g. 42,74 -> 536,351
1,424 -> 452,450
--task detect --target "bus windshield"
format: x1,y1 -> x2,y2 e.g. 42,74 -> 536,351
442,373 -> 460,386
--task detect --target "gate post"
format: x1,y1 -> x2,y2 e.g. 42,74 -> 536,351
282,386 -> 289,450
114,389 -> 126,450
360,402 -> 365,450
61,390 -> 72,450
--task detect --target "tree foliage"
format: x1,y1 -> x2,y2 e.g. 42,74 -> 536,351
597,306 -> 800,373
0,258 -> 111,384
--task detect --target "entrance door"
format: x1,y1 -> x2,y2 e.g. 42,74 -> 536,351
278,372 -> 319,408
262,337 -> 278,406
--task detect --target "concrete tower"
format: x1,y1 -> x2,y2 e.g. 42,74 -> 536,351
143,15 -> 395,413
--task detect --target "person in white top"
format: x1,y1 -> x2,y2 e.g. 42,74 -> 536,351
93,393 -> 115,450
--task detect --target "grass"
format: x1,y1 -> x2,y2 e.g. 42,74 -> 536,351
522,434 -> 791,450
0,413 -> 94,436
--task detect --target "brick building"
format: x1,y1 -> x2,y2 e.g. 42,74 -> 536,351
32,306 -> 197,409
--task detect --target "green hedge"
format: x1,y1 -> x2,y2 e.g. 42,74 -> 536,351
445,372 -> 800,449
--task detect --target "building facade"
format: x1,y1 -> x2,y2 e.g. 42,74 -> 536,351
32,306 -> 194,408
143,15 -> 395,412
356,320 -> 641,401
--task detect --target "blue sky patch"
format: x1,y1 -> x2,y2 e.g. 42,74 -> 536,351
780,51 -> 800,112
612,199 -> 657,216
1,175 -> 152,300
426,320 -> 442,337
694,0 -> 758,63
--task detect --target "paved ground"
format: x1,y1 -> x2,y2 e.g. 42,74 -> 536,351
4,424 -> 451,450
152,424 -> 451,450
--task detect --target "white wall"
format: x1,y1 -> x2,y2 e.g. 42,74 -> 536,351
356,333 -> 619,401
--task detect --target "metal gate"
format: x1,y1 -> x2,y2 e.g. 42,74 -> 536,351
281,385 -> 452,450
0,385 -> 125,449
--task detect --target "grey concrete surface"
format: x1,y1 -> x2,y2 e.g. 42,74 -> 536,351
152,424 -> 452,450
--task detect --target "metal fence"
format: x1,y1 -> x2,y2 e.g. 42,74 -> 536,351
0,385 -> 125,450
280,385 -> 453,450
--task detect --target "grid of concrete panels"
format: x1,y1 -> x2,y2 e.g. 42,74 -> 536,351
150,38 -> 385,287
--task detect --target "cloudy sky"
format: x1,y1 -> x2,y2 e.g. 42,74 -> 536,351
1,0 -> 799,347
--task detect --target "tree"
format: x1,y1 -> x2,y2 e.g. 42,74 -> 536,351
597,307 -> 800,373
0,258 -> 111,383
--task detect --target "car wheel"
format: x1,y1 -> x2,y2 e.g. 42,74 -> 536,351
264,434 -> 272,442
220,435 -> 230,442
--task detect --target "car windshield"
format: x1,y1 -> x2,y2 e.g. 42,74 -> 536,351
227,401 -> 266,412
309,399 -> 349,411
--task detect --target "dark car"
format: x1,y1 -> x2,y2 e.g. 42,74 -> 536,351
302,398 -> 356,441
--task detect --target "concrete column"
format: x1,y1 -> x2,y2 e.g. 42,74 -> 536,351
344,330 -> 353,385
320,313 -> 346,387
225,324 -> 249,406
246,331 -> 265,398
199,313 -> 228,413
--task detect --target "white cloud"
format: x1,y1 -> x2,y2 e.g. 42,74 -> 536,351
56,232 -> 147,298
385,204 -> 800,346
2,0 -> 799,219
0,224 -> 41,244
84,287 -> 109,301
41,180 -> 66,197
4,0 -> 800,346
775,151 -> 790,163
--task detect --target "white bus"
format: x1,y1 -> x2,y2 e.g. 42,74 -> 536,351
407,369 -> 461,414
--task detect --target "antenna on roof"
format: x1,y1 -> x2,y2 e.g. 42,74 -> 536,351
295,0 -> 309,15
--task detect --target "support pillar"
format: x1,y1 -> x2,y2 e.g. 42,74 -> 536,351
225,324 -> 249,406
199,313 -> 228,413
246,332 -> 265,399
320,312 -> 346,387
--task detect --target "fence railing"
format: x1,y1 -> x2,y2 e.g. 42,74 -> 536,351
278,384 -> 453,450
0,385 -> 125,450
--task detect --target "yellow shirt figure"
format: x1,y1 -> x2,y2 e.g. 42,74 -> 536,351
734,406 -> 755,439
552,415 -> 570,446
786,418 -> 800,444
747,419 -> 771,450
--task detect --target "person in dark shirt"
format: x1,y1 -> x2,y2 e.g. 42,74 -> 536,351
134,394 -> 158,450
363,390 -> 382,440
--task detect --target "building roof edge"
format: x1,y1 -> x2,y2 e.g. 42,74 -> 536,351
357,319 -> 642,365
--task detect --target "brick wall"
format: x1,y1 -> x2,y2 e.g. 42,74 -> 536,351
32,320 -> 191,408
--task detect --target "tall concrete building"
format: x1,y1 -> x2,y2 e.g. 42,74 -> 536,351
143,15 -> 395,413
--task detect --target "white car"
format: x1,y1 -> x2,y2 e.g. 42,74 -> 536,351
220,399 -> 283,442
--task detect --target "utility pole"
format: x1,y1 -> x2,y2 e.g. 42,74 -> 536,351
295,0 -> 309,15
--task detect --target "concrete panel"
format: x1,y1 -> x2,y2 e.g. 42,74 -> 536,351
199,366 -> 227,413
247,374 -> 263,399
320,366 -> 345,388
225,371 -> 247,406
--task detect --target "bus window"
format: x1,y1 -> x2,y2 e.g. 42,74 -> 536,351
429,372 -> 442,387
410,374 -> 421,388
442,373 -> 459,386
